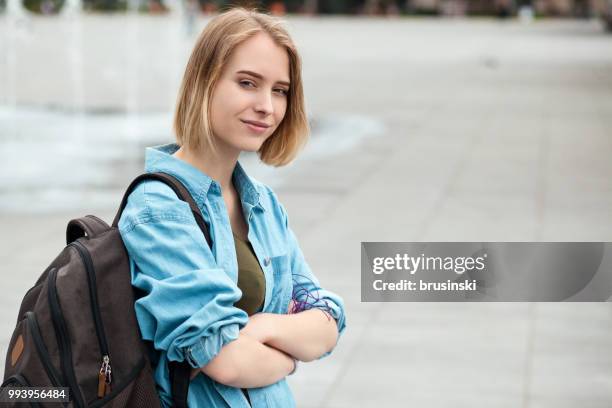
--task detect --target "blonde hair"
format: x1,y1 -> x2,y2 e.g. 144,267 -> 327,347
173,7 -> 308,167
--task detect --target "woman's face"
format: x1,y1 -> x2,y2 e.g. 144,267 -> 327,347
209,32 -> 290,156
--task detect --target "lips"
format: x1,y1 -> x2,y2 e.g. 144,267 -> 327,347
241,120 -> 270,129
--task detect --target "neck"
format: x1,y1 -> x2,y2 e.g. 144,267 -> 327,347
173,142 -> 240,193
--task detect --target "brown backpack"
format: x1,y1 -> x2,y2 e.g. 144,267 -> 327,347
3,173 -> 211,408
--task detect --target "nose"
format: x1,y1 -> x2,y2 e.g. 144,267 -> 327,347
254,89 -> 274,116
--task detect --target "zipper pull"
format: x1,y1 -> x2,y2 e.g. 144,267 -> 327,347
97,371 -> 106,398
98,355 -> 112,398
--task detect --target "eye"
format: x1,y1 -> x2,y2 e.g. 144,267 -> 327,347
239,80 -> 256,88
274,88 -> 289,97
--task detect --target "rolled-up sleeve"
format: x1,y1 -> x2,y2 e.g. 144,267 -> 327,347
119,184 -> 249,369
278,202 -> 347,358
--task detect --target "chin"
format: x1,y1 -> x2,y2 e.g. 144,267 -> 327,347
235,139 -> 266,154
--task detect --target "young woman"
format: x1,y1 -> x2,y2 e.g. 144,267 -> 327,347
118,7 -> 347,407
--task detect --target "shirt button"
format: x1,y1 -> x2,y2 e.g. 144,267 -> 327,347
264,257 -> 271,266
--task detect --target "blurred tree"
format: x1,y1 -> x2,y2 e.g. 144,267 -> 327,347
573,0 -> 589,17
82,0 -> 127,11
318,0 -> 363,13
24,0 -> 65,13
406,0 -> 441,15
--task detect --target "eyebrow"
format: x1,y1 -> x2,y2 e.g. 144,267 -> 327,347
236,70 -> 290,87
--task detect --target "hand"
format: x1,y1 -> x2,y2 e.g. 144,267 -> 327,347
240,313 -> 279,344
190,367 -> 200,381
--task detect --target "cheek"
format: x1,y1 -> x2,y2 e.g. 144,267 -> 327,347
209,105 -> 225,136
210,82 -> 244,118
274,99 -> 288,123
210,95 -> 239,133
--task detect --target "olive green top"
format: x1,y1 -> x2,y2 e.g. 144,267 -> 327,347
233,233 -> 266,316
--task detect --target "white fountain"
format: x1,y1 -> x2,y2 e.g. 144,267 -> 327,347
6,0 -> 29,18
61,0 -> 83,16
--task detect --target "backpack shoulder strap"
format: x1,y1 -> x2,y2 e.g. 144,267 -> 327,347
112,172 -> 212,248
113,172 -> 211,408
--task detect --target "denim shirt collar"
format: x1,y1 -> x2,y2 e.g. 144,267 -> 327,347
144,143 -> 266,213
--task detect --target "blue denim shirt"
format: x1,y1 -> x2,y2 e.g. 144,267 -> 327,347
118,143 -> 347,407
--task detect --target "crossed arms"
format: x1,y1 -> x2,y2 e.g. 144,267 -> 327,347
191,301 -> 339,388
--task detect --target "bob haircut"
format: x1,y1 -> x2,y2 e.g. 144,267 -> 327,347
173,7 -> 309,167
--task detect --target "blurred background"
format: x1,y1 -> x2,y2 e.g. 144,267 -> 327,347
1,1 -> 612,407
2,0 -> 612,19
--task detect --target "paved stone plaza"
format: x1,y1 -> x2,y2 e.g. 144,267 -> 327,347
1,13 -> 612,407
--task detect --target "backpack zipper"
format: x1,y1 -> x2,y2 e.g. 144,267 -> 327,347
70,240 -> 113,397
24,311 -> 63,387
48,268 -> 85,408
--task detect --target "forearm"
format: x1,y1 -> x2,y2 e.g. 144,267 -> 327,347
197,333 -> 294,388
267,309 -> 338,362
